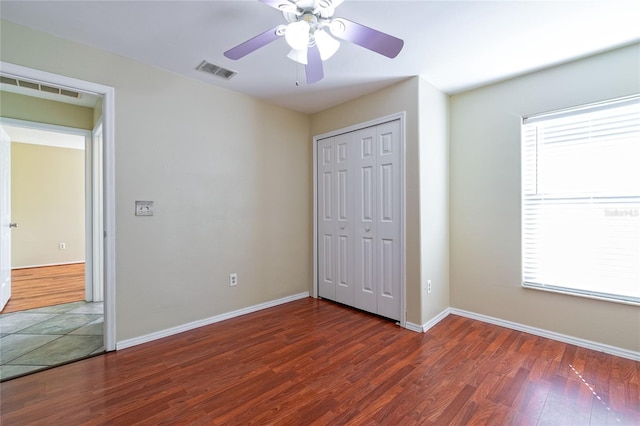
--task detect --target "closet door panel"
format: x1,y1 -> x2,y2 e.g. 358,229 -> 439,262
317,137 -> 336,300
334,133 -> 354,305
375,120 -> 401,320
353,126 -> 378,314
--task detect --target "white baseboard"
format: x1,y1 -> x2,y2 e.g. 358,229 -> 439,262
116,292 -> 310,350
12,261 -> 85,269
408,307 -> 639,362
447,308 -> 640,362
405,308 -> 450,333
404,322 -> 423,333
423,309 -> 451,332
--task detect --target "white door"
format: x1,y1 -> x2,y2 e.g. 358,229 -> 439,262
318,133 -> 356,305
353,125 -> 378,314
0,127 -> 12,311
317,119 -> 402,321
352,121 -> 401,320
373,120 -> 401,320
317,136 -> 336,300
334,132 -> 355,306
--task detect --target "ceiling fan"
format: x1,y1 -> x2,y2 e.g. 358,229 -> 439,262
223,0 -> 404,85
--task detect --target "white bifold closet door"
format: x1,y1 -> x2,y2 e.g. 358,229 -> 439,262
317,119 -> 401,321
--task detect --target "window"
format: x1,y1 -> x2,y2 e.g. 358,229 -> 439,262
522,95 -> 640,304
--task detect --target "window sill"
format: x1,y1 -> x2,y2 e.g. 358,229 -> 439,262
522,282 -> 640,307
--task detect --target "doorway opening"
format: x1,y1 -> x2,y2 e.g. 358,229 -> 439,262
3,122 -> 94,306
0,62 -> 115,381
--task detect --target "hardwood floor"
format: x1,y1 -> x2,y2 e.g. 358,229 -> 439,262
1,264 -> 85,314
1,298 -> 638,425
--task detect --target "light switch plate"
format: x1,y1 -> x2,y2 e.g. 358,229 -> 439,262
135,200 -> 154,216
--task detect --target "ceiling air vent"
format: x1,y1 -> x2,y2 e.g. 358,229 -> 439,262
40,84 -> 61,94
60,89 -> 80,98
18,80 -> 40,90
0,75 -> 81,98
0,76 -> 18,86
196,60 -> 237,80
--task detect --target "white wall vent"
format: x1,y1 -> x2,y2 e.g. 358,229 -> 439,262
196,60 -> 237,80
0,75 -> 81,98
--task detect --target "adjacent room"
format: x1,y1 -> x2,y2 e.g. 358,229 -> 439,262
0,116 -> 106,380
0,0 -> 638,424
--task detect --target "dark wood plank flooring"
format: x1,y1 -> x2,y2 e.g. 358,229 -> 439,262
1,298 -> 638,425
1,264 -> 85,314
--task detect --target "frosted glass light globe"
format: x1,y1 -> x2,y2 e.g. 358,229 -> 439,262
285,21 -> 311,51
315,29 -> 340,60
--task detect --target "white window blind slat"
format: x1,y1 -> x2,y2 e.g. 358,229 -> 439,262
521,96 -> 640,304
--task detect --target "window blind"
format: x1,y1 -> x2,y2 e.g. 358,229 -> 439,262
521,95 -> 640,304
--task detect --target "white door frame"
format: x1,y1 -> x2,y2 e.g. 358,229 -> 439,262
91,120 -> 104,303
0,127 -> 11,311
0,61 -> 117,351
312,112 -> 407,328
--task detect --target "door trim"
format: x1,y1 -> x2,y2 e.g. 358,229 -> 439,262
312,112 -> 406,328
0,61 -> 117,351
91,120 -> 104,303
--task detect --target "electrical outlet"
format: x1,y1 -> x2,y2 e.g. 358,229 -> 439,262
229,273 -> 238,287
427,280 -> 432,294
59,242 -> 66,250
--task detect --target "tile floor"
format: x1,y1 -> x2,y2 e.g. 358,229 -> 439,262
0,301 -> 104,381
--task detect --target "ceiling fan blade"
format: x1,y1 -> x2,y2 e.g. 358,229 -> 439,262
305,44 -> 324,84
330,18 -> 404,59
224,25 -> 285,60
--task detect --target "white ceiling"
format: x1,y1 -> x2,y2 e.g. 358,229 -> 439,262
1,0 -> 639,114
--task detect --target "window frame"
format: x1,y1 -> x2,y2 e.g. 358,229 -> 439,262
521,95 -> 640,306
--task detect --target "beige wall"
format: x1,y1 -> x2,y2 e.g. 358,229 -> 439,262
450,43 -> 640,352
1,20 -> 312,342
11,142 -> 85,267
2,18 -> 636,353
418,77 -> 450,323
311,77 -> 450,326
0,90 -> 94,130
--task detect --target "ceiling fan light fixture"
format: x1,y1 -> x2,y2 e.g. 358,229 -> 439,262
285,20 -> 311,51
277,2 -> 298,13
287,47 -> 308,65
225,0 -> 404,84
315,29 -> 340,60
329,19 -> 346,36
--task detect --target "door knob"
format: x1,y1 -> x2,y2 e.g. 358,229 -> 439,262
9,223 -> 18,228
365,226 -> 371,232
340,225 -> 345,230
